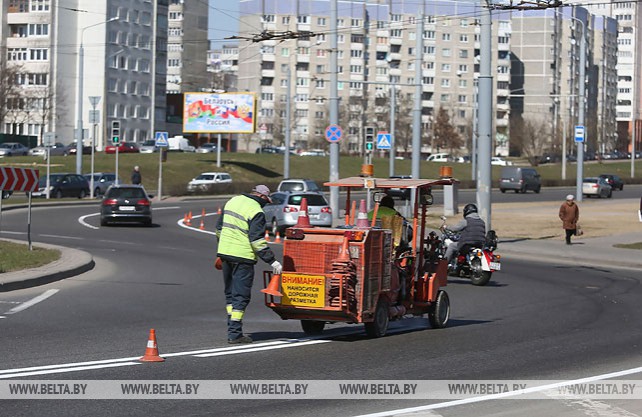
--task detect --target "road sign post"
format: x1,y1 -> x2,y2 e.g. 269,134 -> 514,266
155,132 -> 169,201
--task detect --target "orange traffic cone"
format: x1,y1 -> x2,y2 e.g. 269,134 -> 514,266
336,234 -> 351,262
264,230 -> 271,242
274,232 -> 281,243
356,199 -> 369,228
349,200 -> 357,226
139,329 -> 165,362
183,212 -> 188,225
199,208 -> 206,230
186,211 -> 192,226
217,206 -> 222,215
261,273 -> 283,297
295,197 -> 311,228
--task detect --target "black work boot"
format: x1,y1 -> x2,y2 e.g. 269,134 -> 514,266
228,335 -> 253,344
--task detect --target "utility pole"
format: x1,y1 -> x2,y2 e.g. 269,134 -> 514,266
411,5 -> 424,180
477,0 -> 493,231
284,66 -> 291,179
329,0 -> 340,219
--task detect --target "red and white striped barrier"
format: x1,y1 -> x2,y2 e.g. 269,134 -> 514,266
0,167 -> 39,192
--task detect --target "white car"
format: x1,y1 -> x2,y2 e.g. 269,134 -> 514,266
582,177 -> 612,199
491,157 -> 513,166
426,153 -> 450,162
186,172 -> 232,193
196,143 -> 221,153
0,142 -> 29,156
139,140 -> 158,154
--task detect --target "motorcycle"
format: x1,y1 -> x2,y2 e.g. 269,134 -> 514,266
438,216 -> 501,286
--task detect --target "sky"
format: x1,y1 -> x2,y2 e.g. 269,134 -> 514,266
209,0 -> 241,49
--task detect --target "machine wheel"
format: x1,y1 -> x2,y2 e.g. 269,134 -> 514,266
95,188 -> 102,197
364,298 -> 390,338
607,190 -> 613,198
428,290 -> 450,329
78,189 -> 87,199
520,185 -> 526,194
301,320 -> 325,335
55,190 -> 63,199
620,184 -> 624,191
500,189 -> 506,194
535,186 -> 541,194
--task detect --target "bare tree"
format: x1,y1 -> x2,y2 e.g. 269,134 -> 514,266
369,91 -> 415,155
432,107 -> 462,153
511,117 -> 550,166
0,63 -> 24,133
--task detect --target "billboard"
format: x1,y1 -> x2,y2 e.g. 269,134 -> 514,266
183,92 -> 256,134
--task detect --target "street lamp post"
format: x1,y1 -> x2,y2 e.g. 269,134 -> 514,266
76,17 -> 118,175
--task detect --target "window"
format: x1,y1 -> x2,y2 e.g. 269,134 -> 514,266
296,77 -> 309,87
440,94 -> 450,102
261,93 -> 274,101
458,64 -> 468,73
498,36 -> 509,44
351,18 -> 361,27
262,14 -> 275,23
441,79 -> 451,87
460,34 -> 469,43
350,49 -> 363,58
7,48 -> 27,61
350,65 -> 362,73
297,15 -> 310,24
139,59 -> 150,72
317,17 -> 326,26
425,46 -> 435,54
28,24 -> 49,36
297,47 -> 310,55
424,30 -> 435,40
168,28 -> 182,36
458,95 -> 467,103
281,48 -> 289,57
282,16 -> 290,24
390,29 -> 402,38
442,48 -> 451,57
441,63 -> 451,72
29,48 -> 48,61
315,79 -> 325,88
316,49 -> 326,58
30,0 -> 49,11
391,14 -> 402,22
169,11 -> 183,20
442,33 -> 451,41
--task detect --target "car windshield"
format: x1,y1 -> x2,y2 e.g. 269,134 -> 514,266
39,174 -> 64,186
107,188 -> 146,199
288,194 -> 327,206
195,174 -> 215,180
0,144 -> 11,149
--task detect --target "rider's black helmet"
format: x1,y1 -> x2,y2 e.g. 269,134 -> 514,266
463,203 -> 478,217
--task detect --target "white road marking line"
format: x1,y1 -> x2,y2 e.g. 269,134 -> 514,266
0,362 -> 141,379
195,339 -> 331,357
0,316 -> 5,319
352,366 -> 642,417
0,338 -> 329,379
177,215 -> 217,235
38,234 -> 83,240
79,206 -> 181,230
0,231 -> 26,235
5,289 -> 59,315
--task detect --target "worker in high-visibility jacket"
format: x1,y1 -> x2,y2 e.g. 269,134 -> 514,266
215,184 -> 282,344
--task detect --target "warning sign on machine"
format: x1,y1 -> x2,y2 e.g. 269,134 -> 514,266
281,274 -> 326,307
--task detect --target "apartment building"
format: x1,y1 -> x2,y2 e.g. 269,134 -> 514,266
510,7 -> 618,154
238,0 -> 512,156
1,0 -> 168,150
207,43 -> 239,92
584,0 -> 642,152
166,0 -> 208,94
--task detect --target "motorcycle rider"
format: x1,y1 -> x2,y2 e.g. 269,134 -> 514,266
442,203 -> 487,264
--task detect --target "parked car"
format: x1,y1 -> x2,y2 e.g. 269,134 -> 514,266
100,184 -> 152,226
84,172 -> 118,197
31,173 -> 90,199
491,157 -> 513,166
28,142 -> 72,157
186,172 -> 232,193
426,153 -> 450,162
453,155 -> 471,163
299,149 -> 327,156
139,139 -> 158,154
196,143 -> 223,153
0,142 -> 29,156
2,190 -> 12,199
255,146 -> 283,154
263,191 -> 332,235
277,179 -> 322,193
499,167 -> 541,194
582,177 -> 612,199
598,174 -> 624,191
105,142 -> 140,154
68,142 -> 93,155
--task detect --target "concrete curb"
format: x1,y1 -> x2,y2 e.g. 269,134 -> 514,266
0,239 -> 95,292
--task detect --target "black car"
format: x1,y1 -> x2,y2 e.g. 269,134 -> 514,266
2,190 -> 12,199
31,174 -> 90,198
598,174 -> 624,191
100,185 -> 152,226
255,146 -> 283,154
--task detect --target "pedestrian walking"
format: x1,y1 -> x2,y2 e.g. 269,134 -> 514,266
131,166 -> 142,185
559,194 -> 580,245
215,184 -> 282,344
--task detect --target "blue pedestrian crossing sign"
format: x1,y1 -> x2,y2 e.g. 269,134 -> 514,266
155,131 -> 169,147
376,132 -> 392,150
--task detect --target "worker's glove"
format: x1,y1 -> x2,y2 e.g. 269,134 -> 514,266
271,260 -> 283,275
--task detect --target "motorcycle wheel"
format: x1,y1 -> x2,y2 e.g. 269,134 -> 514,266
428,290 -> 450,329
469,258 -> 492,286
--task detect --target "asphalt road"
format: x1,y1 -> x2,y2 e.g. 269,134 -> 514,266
1,198 -> 642,416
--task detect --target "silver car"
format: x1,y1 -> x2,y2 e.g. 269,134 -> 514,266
0,142 -> 29,156
84,172 -> 117,197
263,192 -> 332,235
28,142 -> 71,157
582,177 -> 612,199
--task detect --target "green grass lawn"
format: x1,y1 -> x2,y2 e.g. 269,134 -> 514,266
1,152 -> 641,200
0,241 -> 60,273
